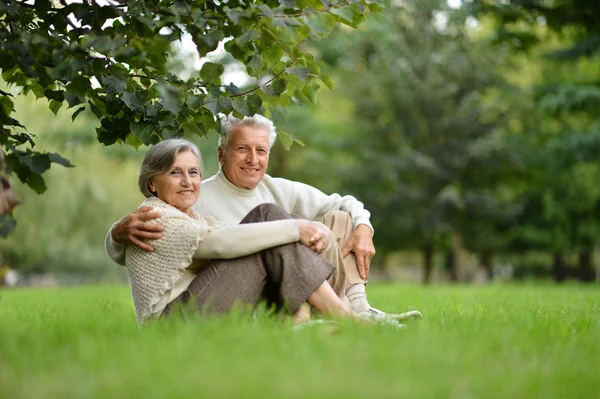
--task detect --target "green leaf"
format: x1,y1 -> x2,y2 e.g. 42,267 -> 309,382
279,0 -> 297,8
49,100 -> 63,115
31,84 -> 45,99
0,214 -> 17,238
200,62 -> 225,84
232,98 -> 251,116
226,83 -> 242,96
122,91 -> 143,113
287,67 -> 311,82
0,96 -> 14,114
263,43 -> 283,66
246,94 -> 263,115
247,55 -> 265,76
218,96 -> 233,112
65,92 -> 84,108
20,153 -> 51,175
90,102 -> 103,119
232,94 -> 262,116
101,75 -> 127,95
277,130 -> 294,150
131,121 -> 155,145
204,97 -> 221,115
71,106 -> 86,122
320,73 -> 334,90
305,12 -> 336,37
26,172 -> 47,194
48,153 -> 74,167
157,83 -> 182,115
330,4 -> 363,28
261,79 -> 287,97
292,134 -> 305,147
302,84 -> 318,103
257,4 -> 273,17
125,133 -> 143,150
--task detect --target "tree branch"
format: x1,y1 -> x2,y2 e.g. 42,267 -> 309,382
230,57 -> 297,97
269,1 -> 351,19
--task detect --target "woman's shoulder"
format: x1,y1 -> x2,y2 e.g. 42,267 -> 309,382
140,197 -> 191,220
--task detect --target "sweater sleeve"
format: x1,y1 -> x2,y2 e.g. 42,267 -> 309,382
104,224 -> 126,266
194,219 -> 299,259
274,178 -> 374,234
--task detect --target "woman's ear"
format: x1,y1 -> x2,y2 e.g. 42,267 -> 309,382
148,179 -> 156,194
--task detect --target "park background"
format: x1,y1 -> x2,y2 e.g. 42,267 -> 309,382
2,0 -> 600,286
1,1 -> 599,398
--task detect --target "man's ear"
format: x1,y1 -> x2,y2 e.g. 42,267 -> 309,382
217,147 -> 224,165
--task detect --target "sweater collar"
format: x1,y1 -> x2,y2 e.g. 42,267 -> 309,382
215,169 -> 257,197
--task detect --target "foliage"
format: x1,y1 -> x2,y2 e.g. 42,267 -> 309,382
0,0 -> 380,195
1,283 -> 599,398
470,0 -> 600,276
308,0 -> 522,261
0,88 -> 223,275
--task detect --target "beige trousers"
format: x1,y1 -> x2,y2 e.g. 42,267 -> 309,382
320,210 -> 366,300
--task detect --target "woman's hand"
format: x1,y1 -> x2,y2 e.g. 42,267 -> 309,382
296,220 -> 331,254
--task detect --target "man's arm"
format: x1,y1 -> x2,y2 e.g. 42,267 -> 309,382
275,178 -> 374,232
274,178 -> 376,279
341,224 -> 376,280
104,206 -> 163,265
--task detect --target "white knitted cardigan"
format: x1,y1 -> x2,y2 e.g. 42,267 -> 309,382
125,196 -> 227,325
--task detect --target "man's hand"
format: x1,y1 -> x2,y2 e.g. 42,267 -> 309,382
341,224 -> 375,280
111,206 -> 164,252
296,220 -> 330,254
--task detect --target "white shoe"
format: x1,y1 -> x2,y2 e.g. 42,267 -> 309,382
358,307 -> 423,322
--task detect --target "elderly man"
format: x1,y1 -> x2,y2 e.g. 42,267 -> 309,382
106,115 -> 419,320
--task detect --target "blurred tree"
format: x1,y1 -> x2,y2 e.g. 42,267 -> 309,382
307,0 -> 521,283
471,0 -> 600,282
0,0 -> 381,232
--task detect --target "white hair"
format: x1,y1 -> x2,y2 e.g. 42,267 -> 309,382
218,114 -> 277,151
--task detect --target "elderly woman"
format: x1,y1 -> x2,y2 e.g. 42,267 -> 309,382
125,138 -> 355,326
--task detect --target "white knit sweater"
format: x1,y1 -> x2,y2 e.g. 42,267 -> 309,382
125,196 -> 224,325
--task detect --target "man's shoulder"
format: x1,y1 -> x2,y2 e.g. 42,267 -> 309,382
201,174 -> 218,185
264,174 -> 299,187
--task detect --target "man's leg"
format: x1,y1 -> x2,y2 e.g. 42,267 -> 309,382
320,210 -> 423,321
320,210 -> 372,313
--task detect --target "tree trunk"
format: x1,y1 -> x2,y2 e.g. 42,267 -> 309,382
552,252 -> 567,283
480,250 -> 494,281
445,249 -> 457,281
578,249 -> 594,282
445,232 -> 463,282
422,241 -> 434,285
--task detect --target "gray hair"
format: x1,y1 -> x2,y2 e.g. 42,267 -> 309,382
218,114 -> 277,151
138,139 -> 203,197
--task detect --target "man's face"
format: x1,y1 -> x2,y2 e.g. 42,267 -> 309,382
218,125 -> 270,190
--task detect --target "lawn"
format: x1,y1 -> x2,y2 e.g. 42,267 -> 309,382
0,283 -> 598,398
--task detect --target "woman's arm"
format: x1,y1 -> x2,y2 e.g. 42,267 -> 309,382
194,219 -> 300,259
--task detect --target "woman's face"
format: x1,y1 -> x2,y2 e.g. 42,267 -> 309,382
149,150 -> 201,215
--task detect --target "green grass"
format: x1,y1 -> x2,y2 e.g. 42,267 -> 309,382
1,283 -> 598,398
